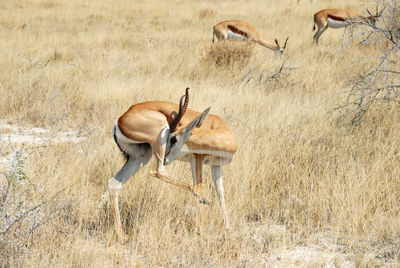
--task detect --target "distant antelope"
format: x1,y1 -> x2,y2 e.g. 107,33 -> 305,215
313,7 -> 383,44
213,20 -> 289,55
108,88 -> 238,241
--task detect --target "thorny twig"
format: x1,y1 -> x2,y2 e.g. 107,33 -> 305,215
240,59 -> 297,90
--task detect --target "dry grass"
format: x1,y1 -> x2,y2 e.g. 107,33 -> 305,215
0,0 -> 399,266
204,41 -> 255,67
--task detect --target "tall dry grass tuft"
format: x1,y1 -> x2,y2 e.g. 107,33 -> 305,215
198,8 -> 216,19
203,41 -> 255,67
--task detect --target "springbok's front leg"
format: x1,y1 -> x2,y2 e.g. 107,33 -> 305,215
148,127 -> 206,201
108,149 -> 151,242
190,154 -> 208,233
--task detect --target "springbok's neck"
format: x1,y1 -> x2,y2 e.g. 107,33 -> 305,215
256,36 -> 278,51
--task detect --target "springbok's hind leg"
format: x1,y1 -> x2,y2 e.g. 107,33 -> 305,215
211,165 -> 230,229
108,145 -> 151,242
313,26 -> 327,44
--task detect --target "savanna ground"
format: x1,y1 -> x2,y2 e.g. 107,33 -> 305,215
1,0 -> 400,266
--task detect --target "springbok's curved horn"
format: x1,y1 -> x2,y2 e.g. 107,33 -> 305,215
181,87 -> 189,115
366,8 -> 372,16
169,87 -> 190,132
283,37 -> 289,49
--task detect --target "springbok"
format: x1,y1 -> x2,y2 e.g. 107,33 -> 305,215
313,7 -> 383,44
213,20 -> 289,55
108,88 -> 238,241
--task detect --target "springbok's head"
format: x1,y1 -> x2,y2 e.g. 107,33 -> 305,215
366,6 -> 384,26
164,87 -> 210,165
275,37 -> 289,56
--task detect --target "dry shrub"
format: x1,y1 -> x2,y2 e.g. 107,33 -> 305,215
203,41 -> 254,67
340,0 -> 400,124
0,150 -> 74,267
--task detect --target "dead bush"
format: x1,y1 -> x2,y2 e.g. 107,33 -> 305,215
339,0 -> 400,124
388,1 -> 400,42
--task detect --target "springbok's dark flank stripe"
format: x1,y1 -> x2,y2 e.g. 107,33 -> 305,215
327,14 -> 347,21
227,25 -> 248,38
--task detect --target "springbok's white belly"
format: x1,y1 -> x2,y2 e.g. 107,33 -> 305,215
226,30 -> 247,41
179,150 -> 234,166
327,18 -> 347,28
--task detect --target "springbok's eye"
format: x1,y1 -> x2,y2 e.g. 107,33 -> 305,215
170,136 -> 177,145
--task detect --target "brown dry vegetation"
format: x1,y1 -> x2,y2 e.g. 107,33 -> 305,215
0,0 -> 399,266
204,41 -> 255,67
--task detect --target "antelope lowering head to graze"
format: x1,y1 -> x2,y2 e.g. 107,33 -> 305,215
313,7 -> 383,44
108,87 -> 238,242
213,20 -> 289,55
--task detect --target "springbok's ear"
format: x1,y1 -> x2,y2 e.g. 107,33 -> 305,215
182,107 -> 211,136
275,38 -> 279,46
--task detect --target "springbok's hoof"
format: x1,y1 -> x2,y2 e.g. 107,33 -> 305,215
200,198 -> 210,205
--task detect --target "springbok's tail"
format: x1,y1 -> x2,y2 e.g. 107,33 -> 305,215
113,125 -> 129,160
212,27 -> 215,42
312,21 -> 316,31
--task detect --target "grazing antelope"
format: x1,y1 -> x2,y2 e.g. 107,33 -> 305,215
108,88 -> 238,241
313,7 -> 383,44
213,20 -> 289,55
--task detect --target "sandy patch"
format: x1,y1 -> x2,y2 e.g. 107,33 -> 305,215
0,120 -> 86,173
